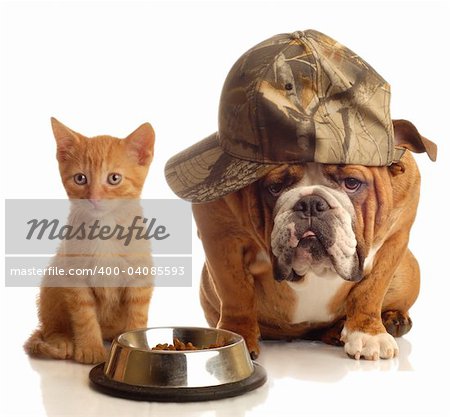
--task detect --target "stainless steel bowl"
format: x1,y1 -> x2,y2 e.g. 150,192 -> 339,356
89,327 -> 267,402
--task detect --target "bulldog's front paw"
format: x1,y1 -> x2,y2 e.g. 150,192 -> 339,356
341,327 -> 399,360
218,321 -> 260,359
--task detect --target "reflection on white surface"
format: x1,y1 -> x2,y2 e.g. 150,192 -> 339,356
13,337 -> 417,417
258,338 -> 414,383
1,289 -> 448,417
27,354 -> 269,417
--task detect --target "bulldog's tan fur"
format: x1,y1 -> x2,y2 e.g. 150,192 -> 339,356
193,120 -> 435,360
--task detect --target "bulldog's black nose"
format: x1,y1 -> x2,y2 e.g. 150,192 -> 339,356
294,195 -> 330,217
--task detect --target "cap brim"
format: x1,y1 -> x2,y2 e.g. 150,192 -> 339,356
165,133 -> 276,203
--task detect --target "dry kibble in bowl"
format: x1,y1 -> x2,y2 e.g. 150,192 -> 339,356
151,338 -> 224,351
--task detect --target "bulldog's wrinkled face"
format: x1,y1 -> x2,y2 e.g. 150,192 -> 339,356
262,163 -> 368,283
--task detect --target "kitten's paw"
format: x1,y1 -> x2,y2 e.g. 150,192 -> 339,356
341,327 -> 399,360
74,344 -> 107,364
24,331 -> 74,360
47,334 -> 74,359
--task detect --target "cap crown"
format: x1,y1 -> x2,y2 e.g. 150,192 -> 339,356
218,30 -> 399,166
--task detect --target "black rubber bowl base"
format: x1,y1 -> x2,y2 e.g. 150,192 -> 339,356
89,363 -> 267,402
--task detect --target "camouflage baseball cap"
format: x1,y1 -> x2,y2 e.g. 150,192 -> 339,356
165,29 -> 406,203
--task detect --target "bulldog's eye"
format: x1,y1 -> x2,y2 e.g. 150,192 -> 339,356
343,177 -> 362,192
268,183 -> 284,196
107,173 -> 122,185
74,173 -> 87,185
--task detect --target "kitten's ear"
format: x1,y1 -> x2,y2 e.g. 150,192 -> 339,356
393,119 -> 437,161
125,122 -> 155,166
51,117 -> 81,161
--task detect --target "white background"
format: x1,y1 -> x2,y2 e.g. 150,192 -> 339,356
1,1 -> 449,416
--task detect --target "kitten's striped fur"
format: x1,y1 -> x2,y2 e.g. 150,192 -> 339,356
24,118 -> 155,364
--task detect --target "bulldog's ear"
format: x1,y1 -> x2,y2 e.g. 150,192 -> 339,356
393,119 -> 437,161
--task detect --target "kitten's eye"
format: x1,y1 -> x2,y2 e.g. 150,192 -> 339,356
267,183 -> 284,196
343,177 -> 362,192
74,173 -> 87,185
107,173 -> 122,185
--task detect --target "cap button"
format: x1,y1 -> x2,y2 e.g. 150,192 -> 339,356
290,31 -> 304,40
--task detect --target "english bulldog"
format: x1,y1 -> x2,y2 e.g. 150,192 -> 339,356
193,120 -> 436,360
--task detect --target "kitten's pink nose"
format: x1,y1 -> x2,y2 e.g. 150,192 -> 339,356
89,198 -> 101,208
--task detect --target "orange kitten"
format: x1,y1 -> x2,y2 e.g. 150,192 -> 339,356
24,118 -> 155,364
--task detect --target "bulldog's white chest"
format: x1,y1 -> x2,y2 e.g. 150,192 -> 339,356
287,270 -> 345,324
